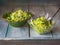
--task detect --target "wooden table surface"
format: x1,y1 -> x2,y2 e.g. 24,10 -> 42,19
0,4 -> 60,40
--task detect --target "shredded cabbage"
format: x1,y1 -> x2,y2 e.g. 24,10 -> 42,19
30,17 -> 54,34
7,10 -> 32,22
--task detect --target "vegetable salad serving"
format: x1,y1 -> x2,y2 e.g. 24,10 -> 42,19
6,10 -> 32,22
29,17 -> 54,34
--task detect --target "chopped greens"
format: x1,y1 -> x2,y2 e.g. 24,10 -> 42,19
30,17 -> 54,34
6,10 -> 32,22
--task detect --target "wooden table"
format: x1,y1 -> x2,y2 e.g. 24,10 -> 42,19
0,14 -> 60,40
0,4 -> 60,40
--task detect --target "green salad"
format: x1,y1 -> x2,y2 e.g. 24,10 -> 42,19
30,17 -> 54,34
4,10 -> 32,22
3,9 -> 32,27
